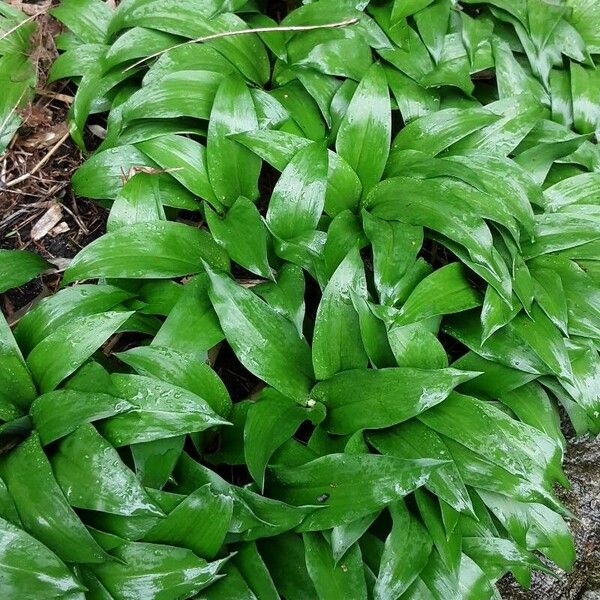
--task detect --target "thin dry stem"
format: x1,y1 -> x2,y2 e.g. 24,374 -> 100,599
4,131 -> 69,188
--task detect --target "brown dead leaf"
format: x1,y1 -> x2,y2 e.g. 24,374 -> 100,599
21,122 -> 69,150
30,203 -> 62,241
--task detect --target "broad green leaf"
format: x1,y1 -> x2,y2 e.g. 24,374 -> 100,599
63,221 -> 229,283
0,434 -> 106,563
253,264 -> 306,337
304,532 -> 367,600
206,197 -> 272,279
499,382 -> 564,449
322,211 -> 368,281
362,211 -> 423,306
98,374 -> 228,446
136,134 -> 218,207
366,177 -> 495,267
0,313 -> 36,411
90,542 -> 225,600
120,71 -> 223,124
419,393 -> 564,487
312,247 -> 369,380
269,453 -> 441,530
206,265 -> 314,403
369,420 -> 474,515
152,275 -> 223,359
144,484 -> 233,558
396,263 -> 482,324
336,62 -> 391,193
387,107 -> 498,162
116,345 -> 232,417
106,172 -> 165,232
267,143 -> 328,241
198,563 -> 257,599
26,311 -> 132,393
31,390 -> 132,445
71,145 -> 154,200
0,249 -> 50,294
478,490 -> 575,571
258,534 -> 317,600
388,322 -> 449,369
571,63 -> 600,135
313,367 -> 476,435
374,502 -> 432,599
207,74 -> 261,207
51,424 -> 162,517
232,542 -> 279,600
131,436 -> 185,489
51,0 -> 111,44
0,516 -> 84,598
245,388 -> 324,490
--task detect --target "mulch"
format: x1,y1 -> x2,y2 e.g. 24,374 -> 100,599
0,0 -> 106,318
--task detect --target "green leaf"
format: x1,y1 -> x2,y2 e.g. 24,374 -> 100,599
131,436 -> 185,489
26,311 -> 132,393
269,453 -> 442,530
51,424 -> 163,517
116,345 -> 232,417
98,374 -> 228,446
304,532 -> 367,600
232,542 -> 279,600
0,434 -> 107,564
0,249 -> 50,294
396,263 -> 482,324
369,421 -> 475,515
152,275 -> 223,359
312,247 -> 369,380
136,134 -> 218,207
90,541 -> 225,599
267,143 -> 328,241
388,107 -> 498,162
144,484 -> 233,558
258,533 -> 317,600
106,172 -> 165,232
206,265 -> 314,403
253,264 -> 306,337
206,196 -> 272,279
0,516 -> 84,598
207,74 -> 261,207
374,502 -> 432,599
362,211 -> 423,306
419,393 -> 564,487
478,490 -> 575,571
312,367 -> 477,435
63,221 -> 229,284
15,284 -> 131,354
51,0 -> 111,44
336,62 -> 391,194
245,388 -> 325,490
388,322 -> 449,369
0,313 -> 36,411
31,389 -> 132,445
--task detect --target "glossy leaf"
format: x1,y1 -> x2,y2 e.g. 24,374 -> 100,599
63,221 -> 229,283
336,62 -> 391,193
206,265 -> 314,402
312,367 -> 477,435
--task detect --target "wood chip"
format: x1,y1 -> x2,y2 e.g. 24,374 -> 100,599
30,203 -> 62,241
49,221 -> 70,236
21,122 -> 69,150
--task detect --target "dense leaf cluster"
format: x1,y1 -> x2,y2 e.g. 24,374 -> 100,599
1,0 -> 599,598
0,4 -> 37,153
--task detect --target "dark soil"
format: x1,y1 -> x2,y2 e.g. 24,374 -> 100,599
499,432 -> 600,600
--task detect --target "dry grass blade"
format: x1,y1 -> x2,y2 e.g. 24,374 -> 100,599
124,18 -> 361,72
